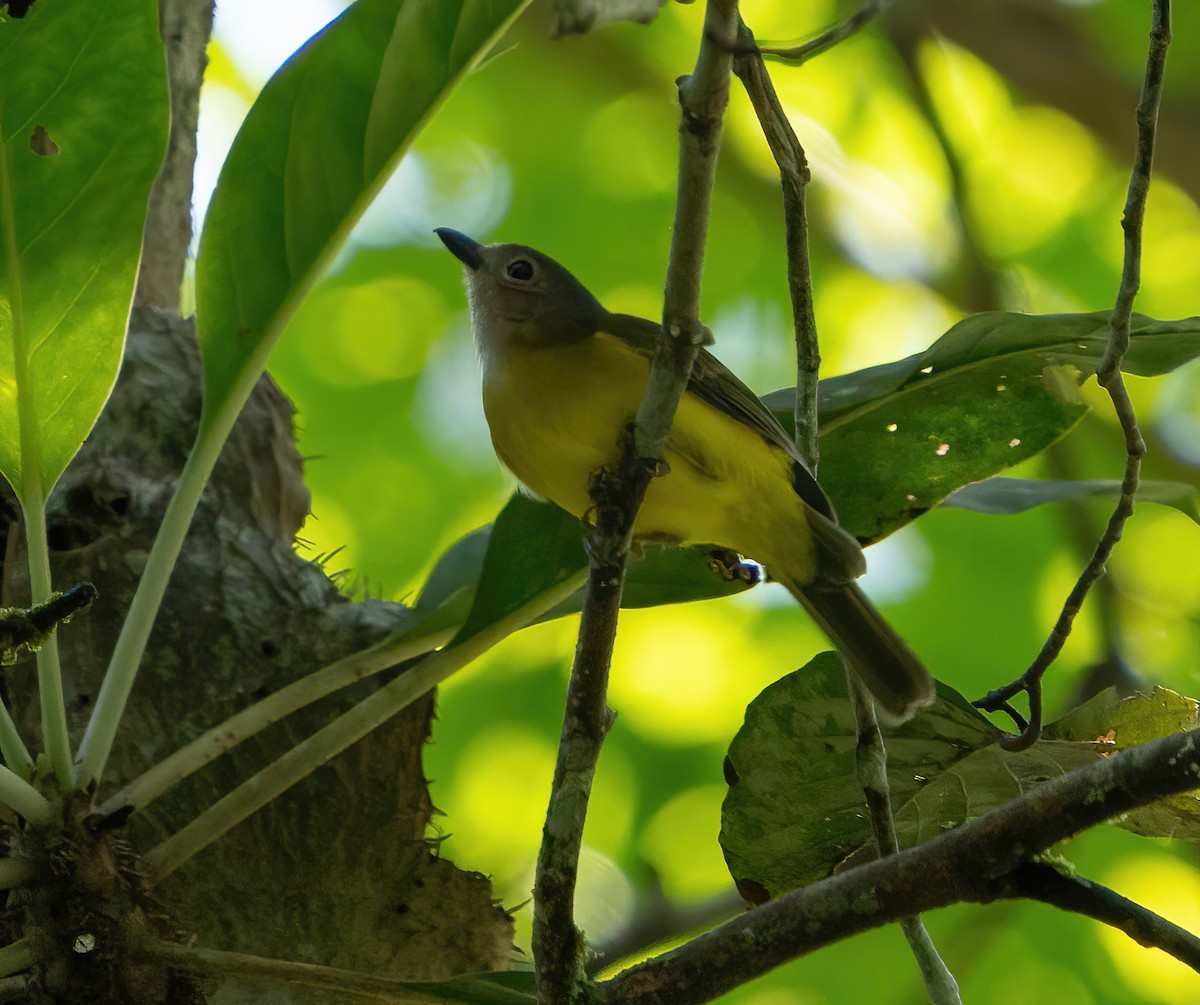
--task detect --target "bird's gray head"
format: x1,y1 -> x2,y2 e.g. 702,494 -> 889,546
435,228 -> 605,360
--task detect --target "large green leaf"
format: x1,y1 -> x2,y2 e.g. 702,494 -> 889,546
443,493 -> 752,645
1045,687 -> 1200,840
943,476 -> 1200,524
720,656 -> 1200,902
195,0 -> 529,428
451,494 -> 588,644
0,0 -> 167,502
762,312 -> 1200,542
76,0 -> 534,789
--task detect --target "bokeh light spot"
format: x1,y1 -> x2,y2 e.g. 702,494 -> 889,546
608,605 -> 776,745
918,38 -> 1013,153
285,276 -> 444,386
830,89 -> 955,278
816,269 -> 959,375
582,93 -> 677,200
1119,510 -> 1200,612
641,785 -> 731,898
353,139 -> 512,250
442,724 -> 556,882
1099,853 -> 1200,1001
968,106 -> 1101,255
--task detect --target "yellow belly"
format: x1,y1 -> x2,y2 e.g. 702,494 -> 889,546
480,333 -> 817,582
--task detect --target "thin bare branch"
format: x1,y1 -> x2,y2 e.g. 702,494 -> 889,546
846,671 -> 960,1004
737,0 -> 883,65
731,20 -> 818,470
1000,862 -> 1200,971
735,17 -> 957,1000
975,0 -> 1170,749
600,727 -> 1200,1003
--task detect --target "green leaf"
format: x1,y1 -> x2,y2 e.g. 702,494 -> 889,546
0,0 -> 167,503
720,654 -> 1000,900
76,0 -> 533,790
1045,686 -> 1200,840
720,658 -> 1200,902
428,494 -> 754,645
943,476 -> 1200,524
762,311 -> 1200,542
407,524 -> 493,640
195,0 -> 529,430
450,494 -> 586,644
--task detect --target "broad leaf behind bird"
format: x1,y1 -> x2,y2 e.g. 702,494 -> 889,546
436,228 -> 935,722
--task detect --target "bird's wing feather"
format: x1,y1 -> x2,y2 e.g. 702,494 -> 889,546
600,312 -> 838,522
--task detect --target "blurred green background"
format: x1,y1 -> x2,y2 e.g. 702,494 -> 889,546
200,1 -> 1200,1001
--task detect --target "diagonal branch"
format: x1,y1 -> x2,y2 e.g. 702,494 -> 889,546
731,21 -> 818,470
738,0 -> 883,66
600,726 -> 1200,1004
975,0 -> 1170,750
999,862 -> 1200,971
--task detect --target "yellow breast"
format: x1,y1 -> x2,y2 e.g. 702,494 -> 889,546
480,332 -> 817,581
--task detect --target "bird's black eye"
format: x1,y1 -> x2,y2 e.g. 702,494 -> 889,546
506,259 -> 534,281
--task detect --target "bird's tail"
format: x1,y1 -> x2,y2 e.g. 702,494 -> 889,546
781,577 -> 936,724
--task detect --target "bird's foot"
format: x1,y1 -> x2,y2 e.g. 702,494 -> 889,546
708,548 -> 762,585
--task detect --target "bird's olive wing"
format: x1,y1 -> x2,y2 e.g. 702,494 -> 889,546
600,312 -> 837,522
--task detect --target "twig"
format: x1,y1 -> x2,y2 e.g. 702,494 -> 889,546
1043,442 -> 1146,705
536,4 -> 737,995
533,506 -> 629,1003
532,2 -> 740,1002
1045,445 -> 1128,666
731,20 -> 818,470
728,0 -> 883,65
846,673 -> 960,1005
735,19 -> 957,1001
600,727 -> 1200,1003
0,582 -> 97,656
999,862 -> 1200,971
974,0 -> 1170,750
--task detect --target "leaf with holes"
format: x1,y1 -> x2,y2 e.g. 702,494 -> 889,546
0,0 -> 167,505
762,311 -> 1200,542
1044,686 -> 1200,840
720,656 -> 1200,902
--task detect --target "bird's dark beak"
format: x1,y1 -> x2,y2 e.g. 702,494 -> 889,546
434,228 -> 484,271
